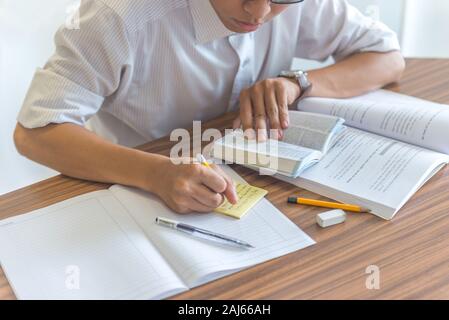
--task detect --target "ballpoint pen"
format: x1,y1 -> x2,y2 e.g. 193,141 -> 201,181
155,217 -> 255,249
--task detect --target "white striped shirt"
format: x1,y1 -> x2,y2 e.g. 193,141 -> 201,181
18,0 -> 400,147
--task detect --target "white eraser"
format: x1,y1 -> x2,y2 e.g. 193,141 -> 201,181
316,209 -> 346,228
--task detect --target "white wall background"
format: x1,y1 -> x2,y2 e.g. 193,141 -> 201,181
0,0 -> 77,195
402,0 -> 449,58
1,0 -> 449,195
349,0 -> 405,38
293,0 -> 407,69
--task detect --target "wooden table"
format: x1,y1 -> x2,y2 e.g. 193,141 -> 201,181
1,59 -> 449,300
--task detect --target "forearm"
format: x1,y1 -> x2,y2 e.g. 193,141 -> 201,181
307,51 -> 405,98
13,123 -> 166,193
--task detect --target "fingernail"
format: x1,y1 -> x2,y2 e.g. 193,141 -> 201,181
244,129 -> 256,140
283,120 -> 289,128
257,130 -> 267,142
278,129 -> 284,139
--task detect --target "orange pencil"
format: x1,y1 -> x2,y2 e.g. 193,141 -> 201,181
288,197 -> 371,213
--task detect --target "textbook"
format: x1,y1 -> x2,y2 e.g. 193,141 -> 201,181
275,90 -> 449,220
212,112 -> 345,178
0,166 -> 314,300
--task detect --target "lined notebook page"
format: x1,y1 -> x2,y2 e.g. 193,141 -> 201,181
110,166 -> 315,288
0,191 -> 186,300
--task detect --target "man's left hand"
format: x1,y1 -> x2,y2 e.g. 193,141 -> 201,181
233,77 -> 301,141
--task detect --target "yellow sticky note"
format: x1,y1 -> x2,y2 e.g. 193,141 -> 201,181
214,183 -> 268,219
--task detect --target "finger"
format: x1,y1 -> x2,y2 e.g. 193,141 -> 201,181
239,91 -> 255,139
191,184 -> 225,208
250,86 -> 267,141
198,166 -> 227,194
275,84 -> 290,129
278,128 -> 284,140
233,117 -> 242,130
211,165 -> 238,204
265,86 -> 281,140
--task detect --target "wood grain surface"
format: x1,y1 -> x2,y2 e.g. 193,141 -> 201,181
1,59 -> 449,300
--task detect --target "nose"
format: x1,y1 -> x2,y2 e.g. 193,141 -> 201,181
243,0 -> 272,23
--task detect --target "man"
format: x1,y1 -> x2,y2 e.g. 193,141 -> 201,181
13,0 -> 405,214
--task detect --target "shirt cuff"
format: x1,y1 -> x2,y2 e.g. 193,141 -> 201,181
17,68 -> 105,129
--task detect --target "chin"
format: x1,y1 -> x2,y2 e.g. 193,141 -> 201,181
232,27 -> 252,34
225,23 -> 245,33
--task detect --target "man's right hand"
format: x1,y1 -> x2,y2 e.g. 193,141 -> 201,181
14,124 -> 238,215
154,158 -> 238,214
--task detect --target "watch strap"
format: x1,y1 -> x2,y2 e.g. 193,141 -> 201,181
279,70 -> 312,101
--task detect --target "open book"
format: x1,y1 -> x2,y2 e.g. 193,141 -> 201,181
0,166 -> 314,300
274,90 -> 449,220
212,112 -> 345,178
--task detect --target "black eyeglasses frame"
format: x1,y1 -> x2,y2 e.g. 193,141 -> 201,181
270,0 -> 304,5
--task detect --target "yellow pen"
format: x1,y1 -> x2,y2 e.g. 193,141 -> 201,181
288,197 -> 371,213
197,154 -> 212,168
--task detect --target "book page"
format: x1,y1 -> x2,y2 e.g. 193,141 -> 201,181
352,89 -> 433,104
109,166 -> 315,288
277,128 -> 449,220
297,90 -> 449,154
0,190 -> 186,300
213,130 -> 319,176
283,111 -> 345,153
216,129 -> 317,160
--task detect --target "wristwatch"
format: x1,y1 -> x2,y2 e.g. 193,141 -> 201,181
278,70 -> 312,100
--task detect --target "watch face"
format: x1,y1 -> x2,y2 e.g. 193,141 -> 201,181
281,70 -> 300,77
280,70 -> 310,88
280,71 -> 292,77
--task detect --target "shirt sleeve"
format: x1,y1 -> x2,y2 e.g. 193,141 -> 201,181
17,0 -> 133,129
295,0 -> 401,62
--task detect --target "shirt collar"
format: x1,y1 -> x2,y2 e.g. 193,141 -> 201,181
189,0 -> 235,44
